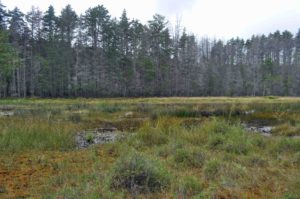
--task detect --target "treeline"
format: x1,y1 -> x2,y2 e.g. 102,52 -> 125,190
1,3 -> 300,97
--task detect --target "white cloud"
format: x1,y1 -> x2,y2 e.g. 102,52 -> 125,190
157,0 -> 196,14
1,0 -> 300,39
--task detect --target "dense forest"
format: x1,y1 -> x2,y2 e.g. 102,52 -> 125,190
0,3 -> 300,97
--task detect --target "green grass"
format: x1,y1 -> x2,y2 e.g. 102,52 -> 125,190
173,147 -> 206,168
177,176 -> 203,198
203,159 -> 222,181
0,97 -> 299,198
0,117 -> 76,152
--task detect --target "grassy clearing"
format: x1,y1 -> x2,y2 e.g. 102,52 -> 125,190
0,98 -> 299,198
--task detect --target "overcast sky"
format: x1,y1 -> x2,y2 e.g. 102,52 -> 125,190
1,0 -> 300,39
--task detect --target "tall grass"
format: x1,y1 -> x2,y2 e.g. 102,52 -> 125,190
0,117 -> 75,152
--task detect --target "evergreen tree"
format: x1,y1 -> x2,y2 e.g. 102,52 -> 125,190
42,5 -> 56,41
0,2 -> 7,30
0,2 -> 299,98
0,31 -> 19,96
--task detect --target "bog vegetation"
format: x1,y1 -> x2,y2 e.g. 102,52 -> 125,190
0,97 -> 299,198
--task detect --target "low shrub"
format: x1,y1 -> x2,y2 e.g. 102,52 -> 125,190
85,132 -> 94,144
109,151 -> 171,194
173,148 -> 206,168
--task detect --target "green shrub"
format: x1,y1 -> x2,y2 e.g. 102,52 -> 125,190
173,148 -> 206,168
203,160 -> 221,180
109,151 -> 171,194
85,132 -> 94,144
177,176 -> 203,197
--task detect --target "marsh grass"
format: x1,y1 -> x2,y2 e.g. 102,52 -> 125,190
134,118 -> 182,147
48,171 -> 102,199
0,118 -> 76,152
270,138 -> 300,153
203,159 -> 222,181
0,98 -> 300,198
273,123 -> 300,136
243,155 -> 268,167
137,129 -> 169,147
176,176 -> 203,198
173,147 -> 206,168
